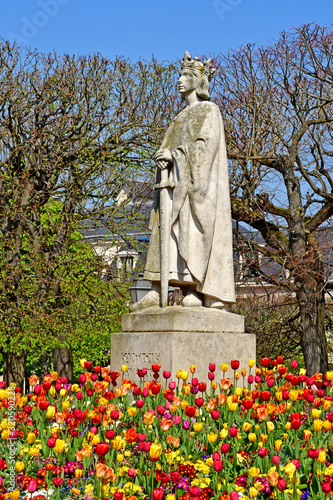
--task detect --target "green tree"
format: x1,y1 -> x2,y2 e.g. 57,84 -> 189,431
0,41 -> 179,386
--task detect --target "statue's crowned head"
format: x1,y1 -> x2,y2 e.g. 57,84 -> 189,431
181,51 -> 216,101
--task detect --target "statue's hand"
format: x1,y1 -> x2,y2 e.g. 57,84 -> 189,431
154,148 -> 173,166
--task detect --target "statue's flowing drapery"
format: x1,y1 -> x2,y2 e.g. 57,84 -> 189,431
144,101 -> 235,304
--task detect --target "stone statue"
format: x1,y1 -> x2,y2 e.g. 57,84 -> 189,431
131,51 -> 235,311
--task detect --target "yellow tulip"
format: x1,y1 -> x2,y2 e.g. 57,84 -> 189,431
275,391 -> 282,402
91,435 -> 100,446
235,371 -> 240,380
242,422 -> 252,432
49,386 -> 56,396
54,439 -> 66,454
183,385 -> 191,396
211,382 -> 218,391
29,447 -> 40,456
248,433 -> 257,442
235,387 -> 243,396
79,359 -> 87,368
266,421 -> 275,432
62,400 -> 70,410
166,495 -> 176,500
313,419 -> 324,432
220,429 -> 228,439
15,461 -> 25,472
260,433 -> 268,443
284,462 -> 296,475
304,429 -> 311,441
248,359 -> 255,368
285,422 -> 291,431
112,437 -> 122,450
326,371 -> 333,381
46,406 -> 56,419
27,432 -> 36,444
176,370 -> 183,379
241,368 -> 247,377
318,450 -> 326,463
181,371 -> 189,381
275,440 -> 282,452
74,469 -> 83,479
289,390 -> 298,401
228,402 -> 238,412
121,365 -> 127,372
0,390 -> 7,401
127,407 -> 137,417
193,423 -> 203,432
190,365 -> 196,373
312,409 -> 322,419
7,490 -> 20,500
248,467 -> 260,478
59,388 -> 67,398
71,384 -> 79,392
117,453 -> 124,463
149,443 -> 162,461
249,487 -> 259,498
1,430 -> 9,440
0,419 -> 7,429
207,432 -> 218,442
221,363 -> 229,372
323,420 -> 332,431
144,412 -> 155,426
324,400 -> 332,411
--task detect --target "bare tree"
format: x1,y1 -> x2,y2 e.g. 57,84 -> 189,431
214,24 -> 333,374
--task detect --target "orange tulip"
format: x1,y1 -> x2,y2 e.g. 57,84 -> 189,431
267,470 -> 279,487
160,418 -> 173,432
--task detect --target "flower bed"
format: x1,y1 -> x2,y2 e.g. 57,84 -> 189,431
1,357 -> 333,499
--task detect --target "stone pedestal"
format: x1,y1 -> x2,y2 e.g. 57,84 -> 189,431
111,306 -> 256,383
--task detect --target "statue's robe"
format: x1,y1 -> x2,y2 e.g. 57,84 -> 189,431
144,101 -> 235,304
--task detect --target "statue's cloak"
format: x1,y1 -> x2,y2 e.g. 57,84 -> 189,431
144,101 -> 235,303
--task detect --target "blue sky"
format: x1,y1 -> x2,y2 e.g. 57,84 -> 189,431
1,0 -> 332,61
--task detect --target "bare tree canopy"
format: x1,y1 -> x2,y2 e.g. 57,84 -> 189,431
215,24 -> 333,374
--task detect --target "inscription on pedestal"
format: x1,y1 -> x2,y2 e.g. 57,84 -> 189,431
120,352 -> 161,380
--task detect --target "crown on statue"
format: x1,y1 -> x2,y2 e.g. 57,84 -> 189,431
181,51 -> 216,81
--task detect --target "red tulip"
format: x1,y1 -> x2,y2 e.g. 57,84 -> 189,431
276,356 -> 284,364
291,459 -> 300,469
231,360 -> 239,370
247,375 -> 254,384
142,387 -> 149,398
322,482 -> 331,493
27,480 -> 37,493
34,384 -> 42,395
185,406 -> 196,418
260,357 -> 271,367
91,374 -> 98,382
208,372 -> 215,381
277,478 -> 287,491
43,380 -> 52,391
308,448 -> 320,459
188,486 -> 200,497
152,364 -> 161,372
213,460 -> 223,472
39,401 -> 49,411
151,384 -> 161,395
291,360 -> 298,369
84,361 -> 93,370
258,447 -> 269,458
171,470 -> 181,483
73,409 -> 82,420
290,419 -> 301,430
221,443 -> 230,454
53,477 -> 63,487
229,427 -> 238,437
212,451 -> 221,461
78,374 -> 86,384
211,410 -> 220,420
209,363 -> 216,372
195,398 -> 204,408
47,437 -> 56,448
243,399 -> 253,410
152,488 -> 164,500
198,382 -> 207,392
110,410 -> 120,420
96,442 -> 110,456
163,370 -> 171,379
192,378 -> 198,387
23,405 -> 33,415
105,429 -> 115,440
133,387 -> 141,396
136,399 -> 144,409
260,391 -> 271,402
93,365 -> 101,374
114,493 -> 124,500
272,455 -> 280,465
138,433 -> 147,442
327,412 -> 333,423
230,493 -> 239,500
267,378 -> 275,388
76,391 -> 83,400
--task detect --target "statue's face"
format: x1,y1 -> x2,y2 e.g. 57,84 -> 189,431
178,70 -> 198,97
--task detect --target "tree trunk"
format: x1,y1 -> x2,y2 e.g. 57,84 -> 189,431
3,351 -> 26,390
297,280 -> 328,375
52,347 -> 73,383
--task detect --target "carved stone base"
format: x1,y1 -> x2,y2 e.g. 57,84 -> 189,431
111,307 -> 256,383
